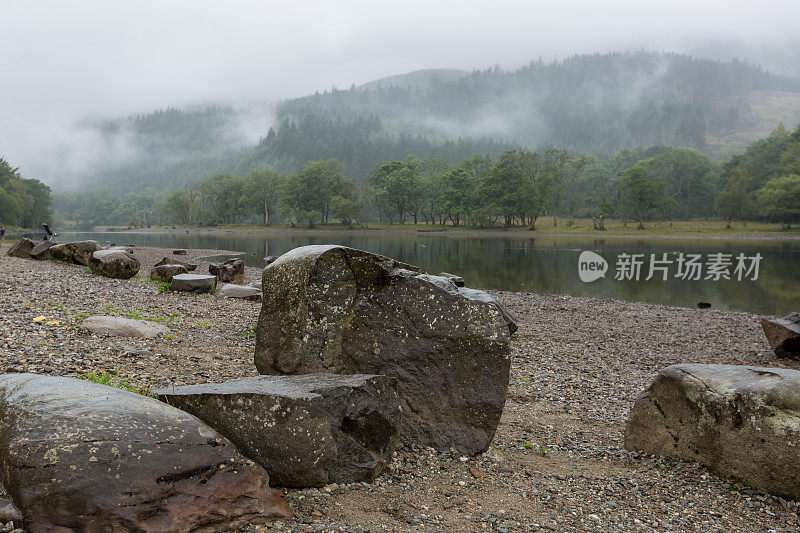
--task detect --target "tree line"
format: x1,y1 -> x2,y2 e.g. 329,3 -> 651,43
0,157 -> 52,228
52,121 -> 800,230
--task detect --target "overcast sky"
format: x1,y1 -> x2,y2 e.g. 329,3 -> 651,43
3,0 -> 800,182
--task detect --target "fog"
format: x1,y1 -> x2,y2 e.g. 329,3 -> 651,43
2,0 -> 800,187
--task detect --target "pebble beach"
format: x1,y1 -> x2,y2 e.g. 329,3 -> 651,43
1,243 -> 799,532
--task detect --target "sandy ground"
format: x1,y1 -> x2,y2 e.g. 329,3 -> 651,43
1,243 -> 799,532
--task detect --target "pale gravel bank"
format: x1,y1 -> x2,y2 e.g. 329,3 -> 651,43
1,243 -> 799,532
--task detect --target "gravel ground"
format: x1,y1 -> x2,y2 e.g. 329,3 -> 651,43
1,243 -> 799,532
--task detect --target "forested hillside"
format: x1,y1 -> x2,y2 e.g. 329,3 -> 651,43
73,52 -> 800,195
277,52 -> 800,156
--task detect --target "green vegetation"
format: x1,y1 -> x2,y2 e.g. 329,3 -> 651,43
54,121 -> 800,232
0,157 -> 52,228
81,372 -> 152,396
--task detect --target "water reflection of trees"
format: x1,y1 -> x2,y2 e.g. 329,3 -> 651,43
65,232 -> 800,316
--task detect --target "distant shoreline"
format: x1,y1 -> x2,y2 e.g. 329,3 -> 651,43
90,225 -> 800,241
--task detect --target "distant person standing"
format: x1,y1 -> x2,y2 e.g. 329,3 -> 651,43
0,227 -> 5,241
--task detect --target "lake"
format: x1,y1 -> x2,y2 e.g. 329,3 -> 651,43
59,231 -> 800,316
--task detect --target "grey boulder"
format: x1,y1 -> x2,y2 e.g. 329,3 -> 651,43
89,248 -> 140,279
6,238 -> 35,259
0,374 -> 290,532
762,313 -> 800,360
150,263 -> 189,283
249,279 -> 263,290
156,256 -> 198,271
215,283 -> 262,301
157,374 -> 401,488
171,273 -> 217,293
49,240 -> 101,265
254,244 -> 512,455
209,258 -> 245,283
80,315 -> 170,338
625,364 -> 800,500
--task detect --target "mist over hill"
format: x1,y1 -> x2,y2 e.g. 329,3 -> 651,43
73,51 -> 800,194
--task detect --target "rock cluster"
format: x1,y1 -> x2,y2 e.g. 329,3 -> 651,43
49,240 -> 102,266
254,244 -> 514,455
157,374 -> 401,487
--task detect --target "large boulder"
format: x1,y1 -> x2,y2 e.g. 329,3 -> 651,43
254,244 -> 512,455
156,256 -> 198,271
215,283 -> 262,301
0,374 -> 290,531
762,312 -> 800,360
89,248 -> 140,279
150,263 -> 189,283
171,273 -> 217,293
209,258 -> 245,283
625,364 -> 800,500
157,374 -> 401,488
28,240 -> 57,260
80,315 -> 170,338
49,240 -> 101,266
6,238 -> 35,259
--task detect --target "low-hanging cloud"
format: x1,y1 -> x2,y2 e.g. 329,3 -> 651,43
2,0 -> 799,187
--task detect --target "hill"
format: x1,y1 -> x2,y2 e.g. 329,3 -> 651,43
74,52 -> 800,194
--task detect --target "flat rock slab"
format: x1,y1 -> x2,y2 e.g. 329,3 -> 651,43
254,244 -> 512,455
81,315 -> 170,338
0,374 -> 289,532
157,374 -> 401,488
216,283 -> 262,301
171,273 -> 217,293
762,313 -> 800,360
625,364 -> 800,500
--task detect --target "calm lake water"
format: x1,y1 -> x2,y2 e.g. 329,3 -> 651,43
60,231 -> 800,316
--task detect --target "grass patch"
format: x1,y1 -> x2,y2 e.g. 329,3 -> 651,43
81,371 -> 152,397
